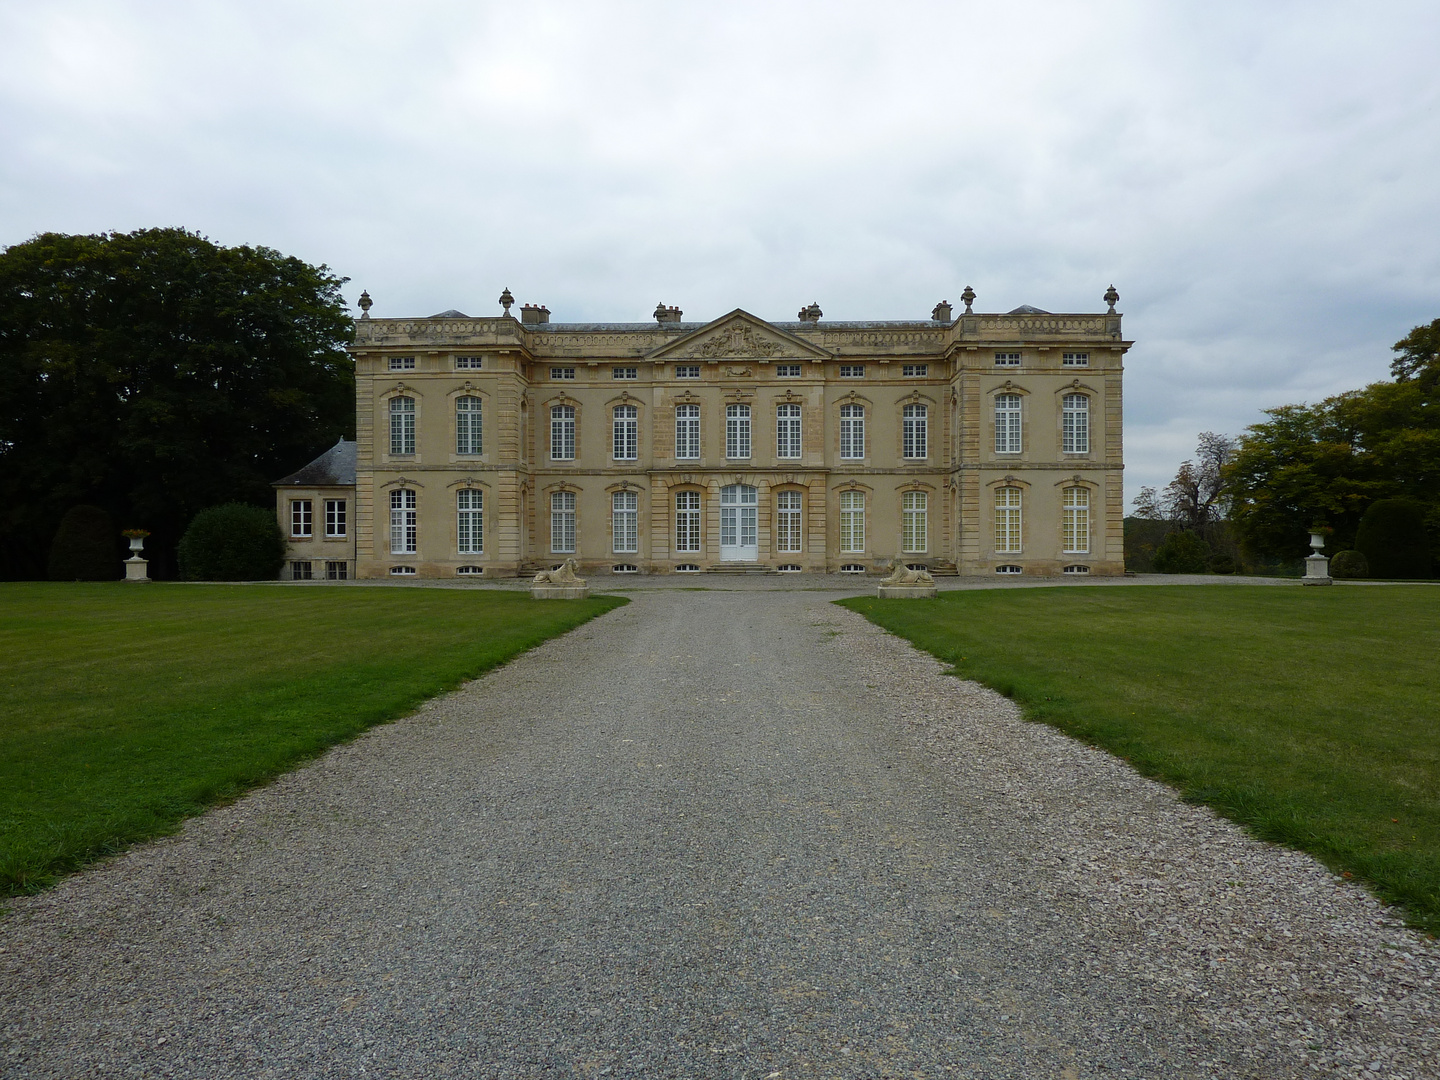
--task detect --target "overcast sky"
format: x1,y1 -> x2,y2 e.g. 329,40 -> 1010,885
3,1 -> 1438,500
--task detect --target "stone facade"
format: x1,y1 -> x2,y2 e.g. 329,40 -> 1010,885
330,294 -> 1130,579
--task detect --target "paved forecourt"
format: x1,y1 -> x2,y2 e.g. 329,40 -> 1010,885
2,590 -> 1434,1078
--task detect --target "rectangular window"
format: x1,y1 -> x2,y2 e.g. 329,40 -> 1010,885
612,490 -> 638,553
776,404 -> 801,459
290,560 -> 312,580
675,404 -> 700,460
455,355 -> 483,369
325,560 -> 347,580
390,489 -> 417,554
1063,487 -> 1090,554
902,364 -> 928,377
550,491 -> 576,553
1062,393 -> 1090,453
839,490 -> 865,553
324,499 -> 346,538
839,364 -> 865,378
388,356 -> 415,371
995,352 -> 1021,366
675,491 -> 701,553
674,365 -> 700,379
550,405 -> 576,460
550,366 -> 575,380
457,488 -> 483,554
995,393 -> 1021,454
389,396 -> 415,455
902,491 -> 928,553
726,404 -> 751,459
777,490 -> 802,553
995,487 -> 1022,554
1062,352 -> 1089,367
902,403 -> 928,459
456,395 -> 482,455
776,364 -> 802,378
612,366 -> 638,380
613,404 -> 638,460
839,404 -> 864,459
290,499 -> 312,538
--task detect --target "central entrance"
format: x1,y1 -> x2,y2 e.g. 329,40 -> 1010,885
719,484 -> 759,561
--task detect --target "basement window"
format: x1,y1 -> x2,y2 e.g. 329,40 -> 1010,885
840,563 -> 866,573
995,564 -> 1023,575
389,565 -> 417,576
676,563 -> 700,572
456,565 -> 484,575
1063,564 -> 1091,574
777,564 -> 801,572
612,564 -> 638,573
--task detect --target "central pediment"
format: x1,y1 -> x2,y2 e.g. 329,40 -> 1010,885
647,309 -> 832,361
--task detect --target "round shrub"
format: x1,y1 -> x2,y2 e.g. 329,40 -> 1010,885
47,505 -> 121,580
1206,552 -> 1237,575
1355,499 -> 1432,579
178,503 -> 286,581
1152,530 -> 1211,574
1329,549 -> 1369,579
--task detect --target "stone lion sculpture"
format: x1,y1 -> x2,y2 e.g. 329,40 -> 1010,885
533,558 -> 586,586
881,558 -> 934,586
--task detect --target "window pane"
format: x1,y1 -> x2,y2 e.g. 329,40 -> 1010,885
390,397 -> 415,455
457,488 -> 483,554
675,404 -> 699,460
903,404 -> 927,459
325,499 -> 346,537
777,404 -> 801,458
390,489 -> 417,554
456,396 -> 482,455
994,487 -> 1021,553
995,394 -> 1021,454
726,404 -> 751,459
613,404 -> 638,460
612,490 -> 638,552
675,491 -> 701,552
902,491 -> 927,552
1063,486 -> 1090,553
839,490 -> 864,552
840,404 -> 864,459
551,405 -> 575,460
1062,393 -> 1090,453
551,491 -> 576,553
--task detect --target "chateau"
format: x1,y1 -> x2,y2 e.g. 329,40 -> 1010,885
273,288 -> 1131,579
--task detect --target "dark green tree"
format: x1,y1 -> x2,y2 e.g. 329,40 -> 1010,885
177,503 -> 286,581
0,228 -> 354,578
1151,530 -> 1211,574
46,504 -> 120,581
1355,500 -> 1432,579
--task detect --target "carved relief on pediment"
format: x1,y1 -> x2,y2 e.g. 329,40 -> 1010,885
687,323 -> 786,359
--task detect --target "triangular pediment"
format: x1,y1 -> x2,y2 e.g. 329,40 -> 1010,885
647,309 -> 832,361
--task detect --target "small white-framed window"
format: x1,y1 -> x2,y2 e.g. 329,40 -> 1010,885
777,563 -> 801,572
675,404 -> 700,460
613,366 -> 638,380
675,365 -> 700,379
550,491 -> 576,553
996,564 -> 1022,575
777,490 -> 802,553
1062,352 -> 1089,367
290,499 -> 312,538
390,396 -> 416,455
839,403 -> 865,459
776,404 -> 802,459
456,395 -> 482,455
388,356 -> 415,371
613,404 -> 638,460
995,393 -> 1021,454
1063,486 -> 1090,554
676,563 -> 700,572
324,499 -> 346,538
455,355 -> 483,369
325,560 -> 347,580
839,490 -> 865,553
1062,393 -> 1090,453
550,404 -> 576,461
839,364 -> 865,378
457,488 -> 483,554
994,487 -> 1022,554
675,491 -> 701,552
389,565 -> 417,576
456,565 -> 484,575
290,559 -> 312,580
995,352 -> 1021,367
390,488 -> 417,554
902,491 -> 928,553
902,403 -> 928,460
777,364 -> 802,378
839,563 -> 865,574
612,490 -> 638,553
902,364 -> 928,377
726,403 -> 751,459
550,366 -> 575,380
1063,564 -> 1090,574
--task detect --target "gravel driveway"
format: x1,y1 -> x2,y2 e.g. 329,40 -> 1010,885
2,589 -> 1435,1079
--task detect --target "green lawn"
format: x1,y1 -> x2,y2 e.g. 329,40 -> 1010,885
0,583 -> 625,896
840,585 -> 1440,936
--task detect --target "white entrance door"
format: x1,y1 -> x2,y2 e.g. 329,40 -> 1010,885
719,484 -> 759,561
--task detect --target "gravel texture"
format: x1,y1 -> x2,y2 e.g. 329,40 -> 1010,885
2,589 -> 1435,1079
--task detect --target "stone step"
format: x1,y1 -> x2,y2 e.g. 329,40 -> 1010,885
703,563 -> 775,574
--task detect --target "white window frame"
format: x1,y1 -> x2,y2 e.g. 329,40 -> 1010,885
776,404 -> 802,459
456,395 -> 482,455
550,366 -> 575,380
995,352 -> 1021,367
1062,352 -> 1089,367
994,487 -> 1022,554
1062,393 -> 1090,454
776,490 -> 802,553
612,366 -> 638,380
902,403 -> 928,460
455,355 -> 483,370
390,396 -> 415,456
776,364 -> 802,378
457,488 -> 483,554
290,499 -> 312,538
550,404 -> 576,461
388,356 -> 415,371
1063,486 -> 1090,554
290,559 -> 312,580
902,491 -> 928,553
613,404 -> 638,461
839,364 -> 865,378
325,560 -> 348,580
839,490 -> 865,553
995,394 -> 1021,454
725,403 -> 751,459
674,404 -> 700,460
675,491 -> 701,553
839,403 -> 865,460
612,490 -> 638,553
550,491 -> 576,553
324,499 -> 346,538
675,365 -> 700,379
902,364 -> 928,377
390,488 -> 417,554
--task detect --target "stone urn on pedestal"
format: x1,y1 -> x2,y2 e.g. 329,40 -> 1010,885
122,529 -> 151,583
1302,528 -> 1332,586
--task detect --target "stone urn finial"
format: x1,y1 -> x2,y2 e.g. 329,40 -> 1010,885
1104,284 -> 1119,314
961,285 -> 976,314
499,287 -> 515,315
357,290 -> 372,319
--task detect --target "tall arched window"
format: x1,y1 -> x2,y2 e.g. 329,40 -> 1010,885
902,403 -> 928,460
726,404 -> 751,459
390,489 -> 417,553
390,396 -> 415,455
995,394 -> 1021,454
457,489 -> 483,554
840,404 -> 865,459
840,490 -> 865,552
612,490 -> 638,553
675,404 -> 699,460
550,405 -> 575,461
550,491 -> 576,553
675,491 -> 701,552
1063,487 -> 1090,553
776,404 -> 801,459
994,487 -> 1022,553
902,491 -> 928,553
776,490 -> 802,552
1062,393 -> 1090,453
456,396 -> 482,455
613,404 -> 638,460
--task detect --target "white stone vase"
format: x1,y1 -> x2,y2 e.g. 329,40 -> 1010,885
1302,531 -> 1332,586
123,535 -> 151,582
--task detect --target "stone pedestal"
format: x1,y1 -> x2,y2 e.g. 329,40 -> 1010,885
877,584 -> 937,599
1302,553 -> 1332,586
531,585 -> 590,600
124,558 -> 150,582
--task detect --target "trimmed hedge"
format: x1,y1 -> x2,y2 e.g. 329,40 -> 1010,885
1355,500 -> 1431,579
47,505 -> 120,581
178,504 -> 286,581
1152,530 -> 1211,574
1329,549 -> 1369,579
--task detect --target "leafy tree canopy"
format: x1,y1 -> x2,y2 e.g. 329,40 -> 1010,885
0,228 -> 354,578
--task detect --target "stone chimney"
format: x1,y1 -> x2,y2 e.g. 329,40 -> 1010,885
797,302 -> 823,323
931,300 -> 953,322
654,303 -> 683,324
520,304 -> 550,325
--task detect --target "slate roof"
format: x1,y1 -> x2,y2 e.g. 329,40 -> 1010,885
1006,305 -> 1051,315
272,439 -> 357,488
430,309 -> 470,318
